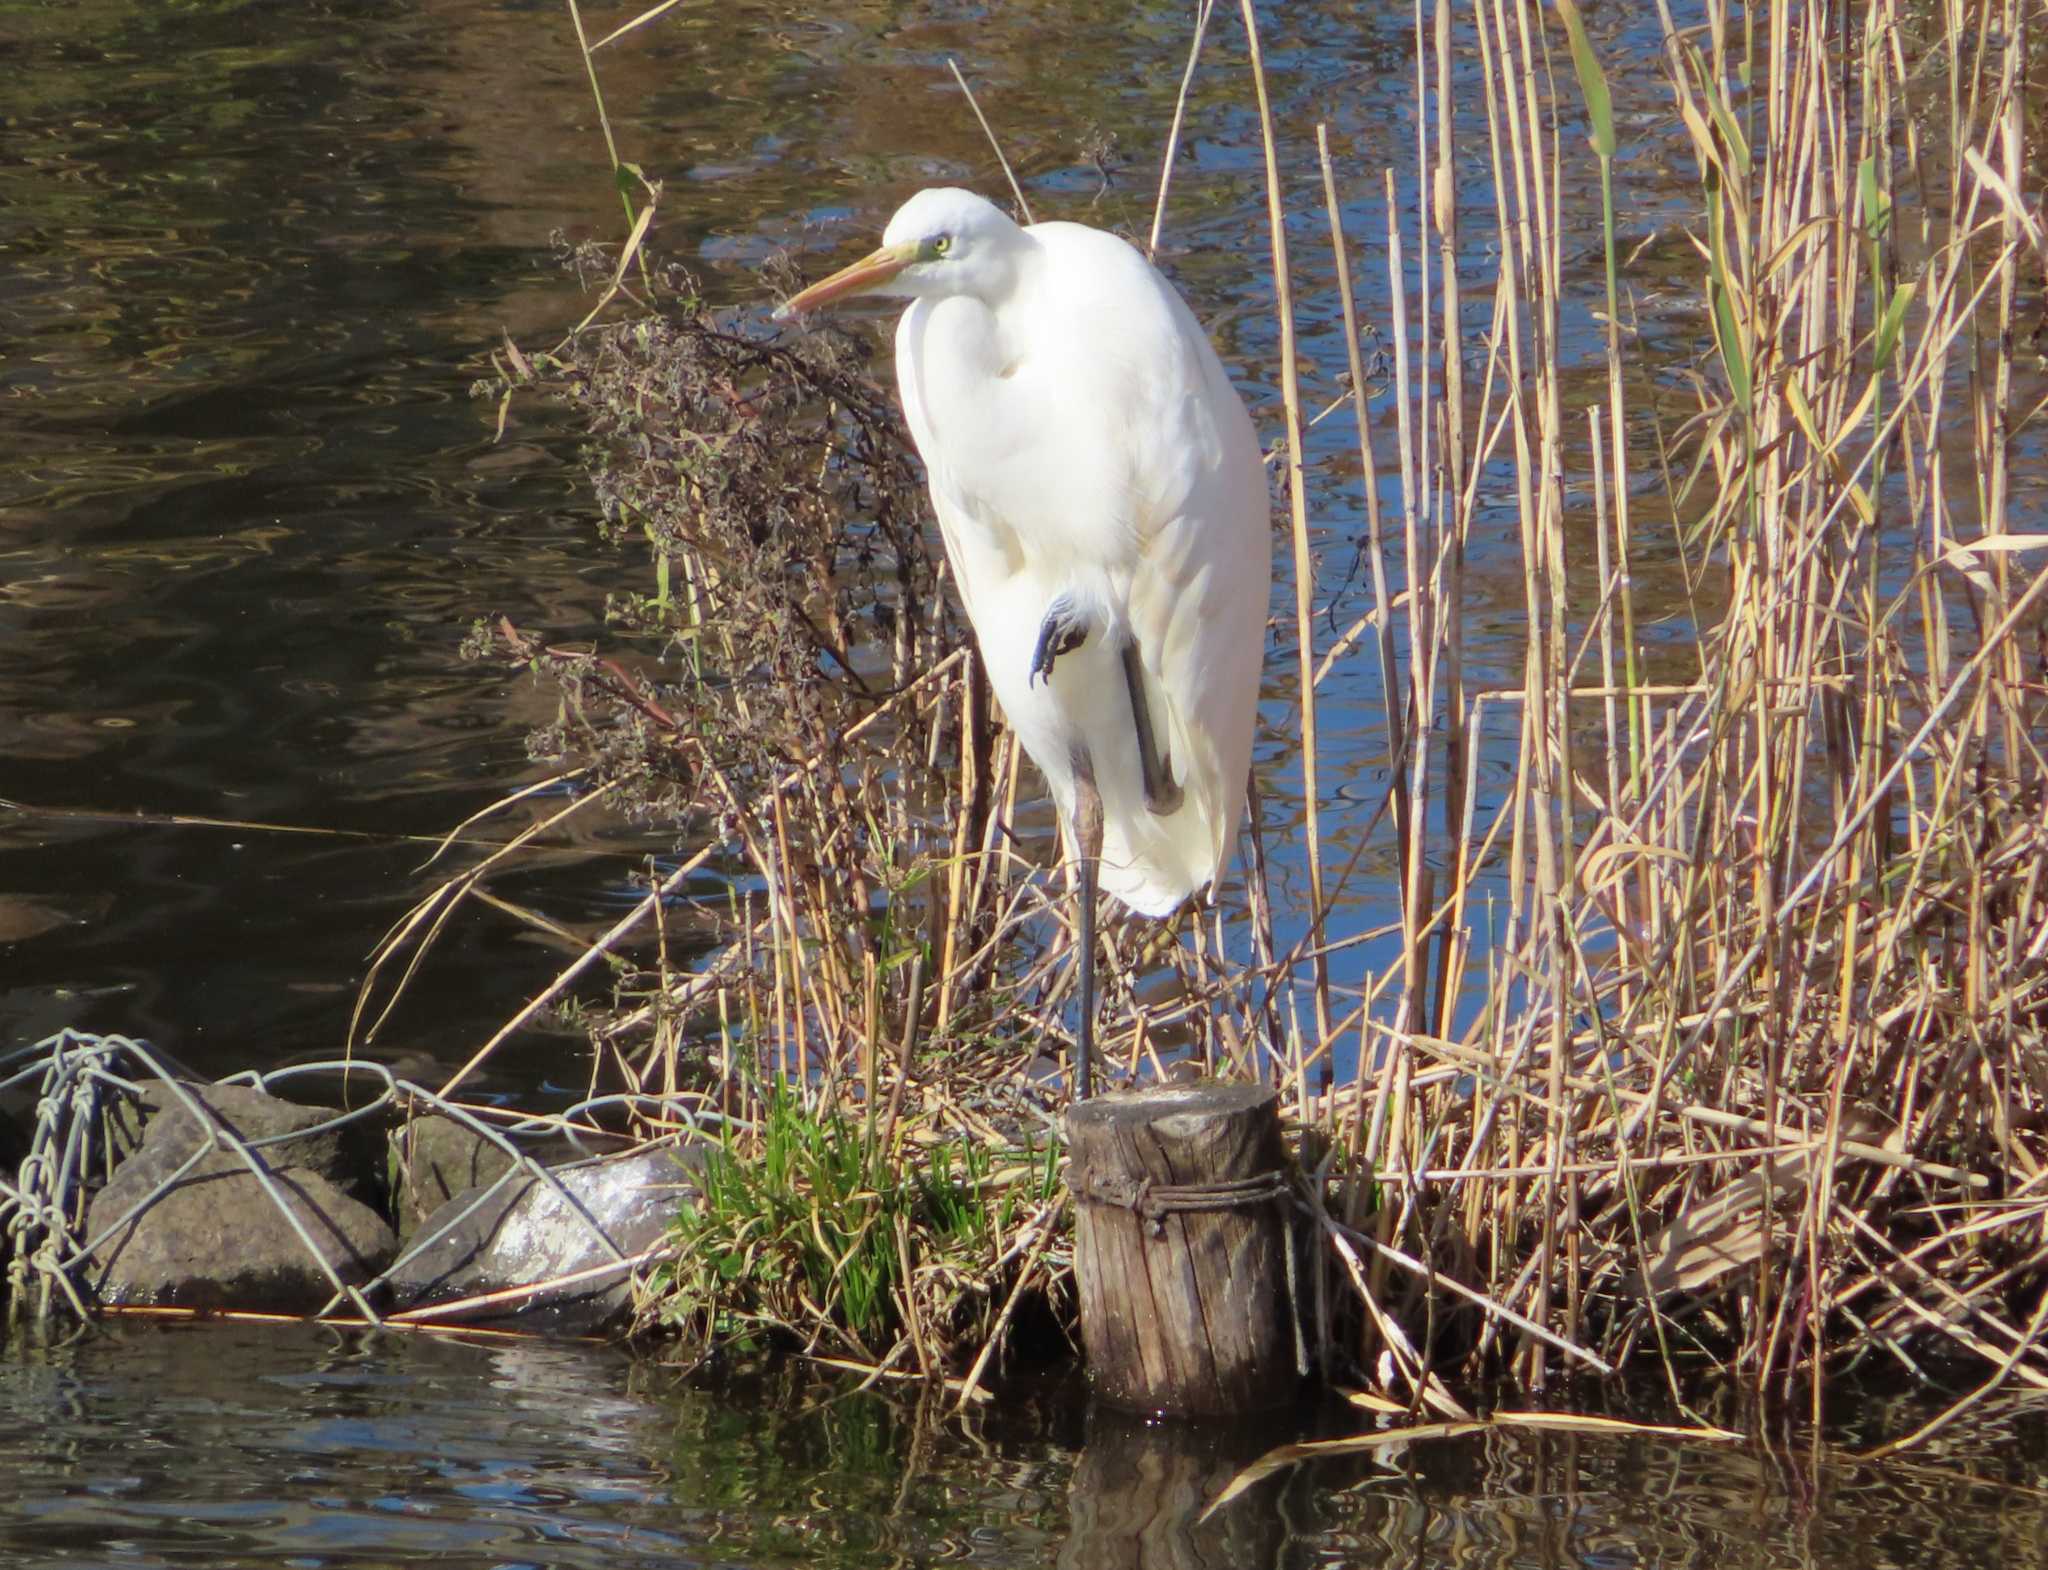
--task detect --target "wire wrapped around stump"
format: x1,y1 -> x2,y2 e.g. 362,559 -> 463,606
1067,1165 -> 1291,1238
1066,1162 -> 1309,1376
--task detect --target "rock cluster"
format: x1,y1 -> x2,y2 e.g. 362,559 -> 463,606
51,1080 -> 697,1335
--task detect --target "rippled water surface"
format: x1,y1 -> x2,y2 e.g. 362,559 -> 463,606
0,0 -> 1699,1080
4,1324 -> 2048,1569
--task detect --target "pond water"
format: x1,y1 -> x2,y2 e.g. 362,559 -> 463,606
0,0 -> 1697,1083
3,1323 -> 2047,1569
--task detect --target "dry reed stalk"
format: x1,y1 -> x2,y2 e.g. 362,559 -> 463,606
1315,125 -> 1408,1103
1237,0 -> 1332,1110
404,0 -> 2048,1429
1252,0 -> 2048,1423
1149,0 -> 1217,256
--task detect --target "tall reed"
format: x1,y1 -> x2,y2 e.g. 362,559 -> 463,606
398,0 -> 2048,1435
1283,0 -> 2048,1420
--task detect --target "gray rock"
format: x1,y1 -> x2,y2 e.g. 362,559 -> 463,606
126,1080 -> 388,1213
388,1142 -> 702,1335
384,1115 -> 634,1245
389,1114 -> 520,1244
84,1149 -> 397,1313
78,1080 -> 399,1313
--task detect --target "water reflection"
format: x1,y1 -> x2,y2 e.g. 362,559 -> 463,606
3,1326 -> 2047,1569
0,0 -> 1550,1070
1062,1404 -> 1293,1569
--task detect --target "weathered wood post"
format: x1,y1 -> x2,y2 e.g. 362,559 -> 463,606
1066,1081 -> 1299,1416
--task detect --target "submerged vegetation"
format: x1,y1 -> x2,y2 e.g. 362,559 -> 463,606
371,0 -> 2048,1442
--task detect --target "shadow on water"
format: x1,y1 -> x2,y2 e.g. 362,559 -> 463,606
3,1325 -> 2048,1568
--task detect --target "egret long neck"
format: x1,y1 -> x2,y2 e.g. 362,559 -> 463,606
898,293 -> 1023,505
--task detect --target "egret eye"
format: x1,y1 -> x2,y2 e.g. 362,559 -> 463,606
931,234 -> 952,257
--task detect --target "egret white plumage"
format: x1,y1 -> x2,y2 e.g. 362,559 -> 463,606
775,188 -> 1270,1098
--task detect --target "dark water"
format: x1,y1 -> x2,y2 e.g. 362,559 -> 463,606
0,0 -> 1693,1080
3,1323 -> 2047,1569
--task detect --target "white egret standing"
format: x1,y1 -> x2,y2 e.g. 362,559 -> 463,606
775,188 -> 1270,1097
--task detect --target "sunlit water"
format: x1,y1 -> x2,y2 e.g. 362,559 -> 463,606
3,1324 -> 2047,1569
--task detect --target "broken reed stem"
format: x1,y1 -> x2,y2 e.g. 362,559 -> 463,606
564,0 -> 640,249
1150,0 -> 1217,257
947,58 -> 1034,225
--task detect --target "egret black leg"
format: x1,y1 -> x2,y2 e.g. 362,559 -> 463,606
1030,595 -> 1091,687
1069,754 -> 1104,1101
1120,641 -> 1184,815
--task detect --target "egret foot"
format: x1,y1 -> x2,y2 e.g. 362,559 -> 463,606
1120,642 -> 1185,815
1030,596 -> 1091,687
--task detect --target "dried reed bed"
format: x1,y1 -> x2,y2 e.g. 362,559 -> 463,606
378,0 -> 2048,1433
1304,0 -> 2048,1431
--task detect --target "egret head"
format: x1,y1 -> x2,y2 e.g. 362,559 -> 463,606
773,188 -> 1025,320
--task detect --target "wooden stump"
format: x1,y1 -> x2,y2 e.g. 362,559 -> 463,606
1067,1081 -> 1298,1416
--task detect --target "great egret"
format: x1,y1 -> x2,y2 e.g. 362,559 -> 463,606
775,187 -> 1270,1097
